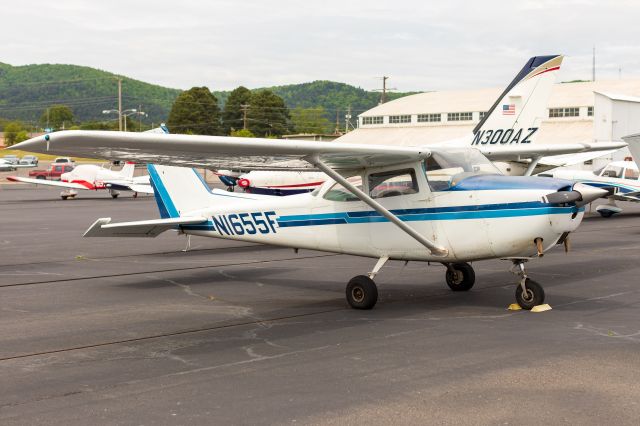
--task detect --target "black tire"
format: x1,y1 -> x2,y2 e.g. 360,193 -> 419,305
445,262 -> 475,291
599,210 -> 614,218
111,193 -> 119,199
515,278 -> 545,310
346,275 -> 378,310
226,186 -> 235,192
61,195 -> 68,200
36,175 -> 46,180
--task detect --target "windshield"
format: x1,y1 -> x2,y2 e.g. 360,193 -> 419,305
424,149 -> 501,191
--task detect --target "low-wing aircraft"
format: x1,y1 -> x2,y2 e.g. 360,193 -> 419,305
216,55 -> 625,195
7,162 -> 153,199
540,160 -> 639,217
11,131 -> 606,311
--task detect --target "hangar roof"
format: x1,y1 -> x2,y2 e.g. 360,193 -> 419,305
361,79 -> 640,116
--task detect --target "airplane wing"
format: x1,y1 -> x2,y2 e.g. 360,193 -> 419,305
6,176 -> 90,190
103,179 -> 155,194
610,192 -> 640,202
84,217 -> 208,237
479,142 -> 627,161
534,149 -> 619,168
10,131 -> 430,171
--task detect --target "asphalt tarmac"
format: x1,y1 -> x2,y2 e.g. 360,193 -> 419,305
1,186 -> 639,425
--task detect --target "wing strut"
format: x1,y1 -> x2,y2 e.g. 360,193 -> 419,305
307,155 -> 448,257
524,156 -> 542,176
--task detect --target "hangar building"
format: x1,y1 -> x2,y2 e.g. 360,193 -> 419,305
339,79 -> 640,169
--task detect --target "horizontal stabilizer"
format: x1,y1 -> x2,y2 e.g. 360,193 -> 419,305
482,142 -> 627,161
84,216 -> 208,238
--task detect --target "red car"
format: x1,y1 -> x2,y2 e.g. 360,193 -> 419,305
28,163 -> 75,180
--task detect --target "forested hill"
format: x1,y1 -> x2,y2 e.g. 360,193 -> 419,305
216,81 -> 416,120
0,62 -> 180,124
0,62 -> 417,125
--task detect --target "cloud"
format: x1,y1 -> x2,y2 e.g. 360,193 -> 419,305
1,0 -> 638,91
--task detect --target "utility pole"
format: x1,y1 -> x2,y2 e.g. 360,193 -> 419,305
118,78 -> 123,131
345,105 -> 352,133
592,46 -> 596,82
240,104 -> 250,130
138,104 -> 143,131
375,76 -> 395,104
381,76 -> 389,104
334,109 -> 340,135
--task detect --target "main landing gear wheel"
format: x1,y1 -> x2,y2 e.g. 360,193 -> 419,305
346,275 -> 378,310
445,262 -> 475,291
515,278 -> 545,310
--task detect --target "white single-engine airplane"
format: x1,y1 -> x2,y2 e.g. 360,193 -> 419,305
11,131 -> 607,311
7,162 -> 153,199
217,55 -> 625,195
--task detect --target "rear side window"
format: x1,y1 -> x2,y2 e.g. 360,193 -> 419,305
369,169 -> 418,199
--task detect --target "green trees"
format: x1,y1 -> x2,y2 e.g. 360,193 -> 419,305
39,105 -> 74,130
222,86 -> 252,134
246,89 -> 291,137
3,121 -> 29,146
167,86 -> 292,138
167,87 -> 222,135
290,106 -> 332,134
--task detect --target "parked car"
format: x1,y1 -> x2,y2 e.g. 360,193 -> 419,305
2,154 -> 19,165
53,157 -> 75,165
28,163 -> 74,180
0,159 -> 17,171
19,155 -> 39,166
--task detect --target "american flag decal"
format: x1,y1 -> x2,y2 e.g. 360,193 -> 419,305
502,104 -> 515,115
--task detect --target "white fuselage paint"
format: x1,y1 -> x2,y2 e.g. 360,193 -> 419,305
173,166 -> 583,263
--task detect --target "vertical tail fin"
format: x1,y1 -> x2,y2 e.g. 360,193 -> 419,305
120,162 -> 136,179
622,133 -> 640,167
472,55 -> 563,146
147,164 -> 214,218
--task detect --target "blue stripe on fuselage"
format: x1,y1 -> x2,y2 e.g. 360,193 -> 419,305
180,202 -> 581,232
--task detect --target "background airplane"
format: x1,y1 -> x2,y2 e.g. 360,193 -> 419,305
541,160 -> 639,217
5,125 -> 169,199
7,162 -> 153,199
11,130 -> 606,311
216,55 -> 625,195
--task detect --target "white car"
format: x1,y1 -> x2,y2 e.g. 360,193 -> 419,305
19,155 -> 39,166
2,154 -> 19,165
0,159 -> 17,171
53,157 -> 76,166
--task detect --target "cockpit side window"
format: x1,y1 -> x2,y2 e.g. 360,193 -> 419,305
368,169 -> 418,199
323,176 -> 363,202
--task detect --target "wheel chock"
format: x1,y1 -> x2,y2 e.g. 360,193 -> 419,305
507,303 -> 522,311
530,304 -> 552,313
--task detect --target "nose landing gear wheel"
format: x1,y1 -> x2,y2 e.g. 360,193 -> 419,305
346,275 -> 378,310
515,278 -> 545,310
445,262 -> 475,291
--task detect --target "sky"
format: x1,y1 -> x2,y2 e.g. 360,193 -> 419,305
1,0 -> 639,92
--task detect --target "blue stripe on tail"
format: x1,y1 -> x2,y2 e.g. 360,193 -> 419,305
147,164 -> 179,218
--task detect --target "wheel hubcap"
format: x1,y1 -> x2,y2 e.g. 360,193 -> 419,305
352,286 -> 365,303
522,289 -> 534,302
